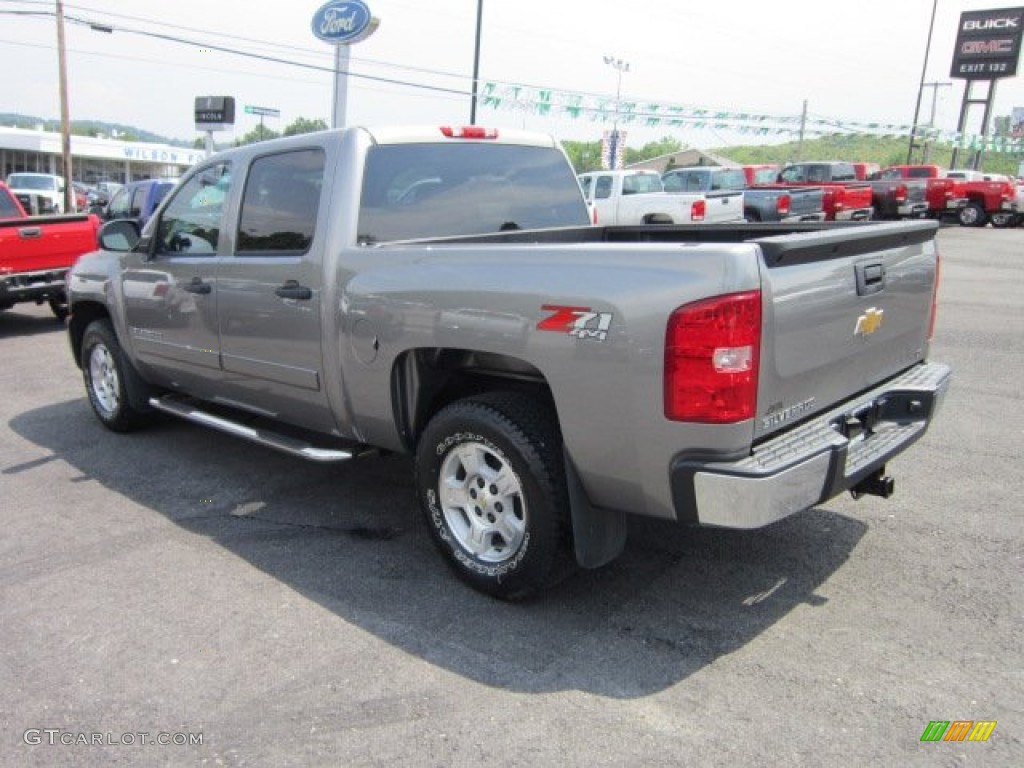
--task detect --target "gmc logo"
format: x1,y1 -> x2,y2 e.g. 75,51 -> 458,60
961,39 -> 1014,54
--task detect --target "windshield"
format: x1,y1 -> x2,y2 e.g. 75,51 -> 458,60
7,174 -> 59,191
358,143 -> 589,243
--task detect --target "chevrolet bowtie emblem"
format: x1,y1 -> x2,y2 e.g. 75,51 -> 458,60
854,307 -> 884,337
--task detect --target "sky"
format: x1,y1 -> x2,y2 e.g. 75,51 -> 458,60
1,0 -> 1023,151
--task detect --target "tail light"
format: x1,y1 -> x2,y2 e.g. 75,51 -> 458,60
440,126 -> 499,139
591,205 -> 598,225
832,188 -> 845,213
691,199 -> 706,222
664,291 -> 761,423
776,194 -> 791,217
895,183 -> 907,203
928,251 -> 941,342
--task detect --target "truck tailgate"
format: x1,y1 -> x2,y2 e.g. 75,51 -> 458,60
0,214 -> 99,274
753,220 -> 938,442
704,190 -> 744,223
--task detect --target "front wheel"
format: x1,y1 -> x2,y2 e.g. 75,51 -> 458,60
959,201 -> 988,227
415,393 -> 570,600
80,319 -> 155,432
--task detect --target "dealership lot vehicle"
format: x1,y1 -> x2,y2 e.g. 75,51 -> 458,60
67,126 -> 946,600
1,226 -> 1020,767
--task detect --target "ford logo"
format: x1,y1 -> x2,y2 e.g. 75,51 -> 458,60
311,1 -> 377,44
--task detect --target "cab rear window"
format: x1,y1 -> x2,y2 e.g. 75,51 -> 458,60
357,144 -> 589,243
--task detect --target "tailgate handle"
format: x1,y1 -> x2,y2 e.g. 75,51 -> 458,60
18,227 -> 43,239
856,263 -> 886,296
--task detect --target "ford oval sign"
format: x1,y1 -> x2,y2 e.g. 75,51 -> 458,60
312,1 -> 378,45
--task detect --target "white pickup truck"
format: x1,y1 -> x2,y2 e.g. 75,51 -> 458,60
578,169 -> 737,225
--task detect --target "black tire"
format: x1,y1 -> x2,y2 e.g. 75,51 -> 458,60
959,201 -> 987,227
80,319 -> 155,432
415,392 -> 570,600
989,212 -> 1014,229
49,295 -> 69,321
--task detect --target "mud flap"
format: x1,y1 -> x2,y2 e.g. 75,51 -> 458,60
564,447 -> 627,569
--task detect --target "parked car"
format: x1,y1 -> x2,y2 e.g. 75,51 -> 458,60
578,169 -> 712,224
102,179 -> 177,228
662,165 -> 824,223
772,163 -> 875,221
6,172 -> 67,214
872,165 -> 968,221
939,169 -> 1018,227
852,162 -> 929,219
66,125 -> 950,599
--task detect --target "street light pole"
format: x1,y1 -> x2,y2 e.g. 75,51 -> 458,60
56,0 -> 73,212
907,0 -> 939,164
603,55 -> 629,169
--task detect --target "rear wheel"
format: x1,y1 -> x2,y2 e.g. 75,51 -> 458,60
415,392 -> 571,600
958,201 -> 987,227
989,212 -> 1014,228
80,319 -> 155,432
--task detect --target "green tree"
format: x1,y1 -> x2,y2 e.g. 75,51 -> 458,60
234,125 -> 281,146
283,117 -> 328,136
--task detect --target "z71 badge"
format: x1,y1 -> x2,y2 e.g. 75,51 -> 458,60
537,304 -> 613,342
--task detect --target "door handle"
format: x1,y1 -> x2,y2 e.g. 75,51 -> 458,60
275,280 -> 313,300
18,227 -> 43,239
855,262 -> 886,297
183,276 -> 212,295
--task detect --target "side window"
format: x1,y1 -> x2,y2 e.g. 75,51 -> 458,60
578,175 -> 592,201
107,187 -> 131,218
236,149 -> 325,254
155,162 -> 231,255
594,176 -> 612,199
129,186 -> 147,217
663,173 -> 681,192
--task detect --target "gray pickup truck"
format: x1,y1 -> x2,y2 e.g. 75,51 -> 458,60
662,165 -> 826,223
66,126 -> 951,600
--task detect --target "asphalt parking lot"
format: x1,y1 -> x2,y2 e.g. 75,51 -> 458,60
1,224 -> 1021,767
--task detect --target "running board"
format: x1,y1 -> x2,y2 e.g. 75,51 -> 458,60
148,395 -> 357,463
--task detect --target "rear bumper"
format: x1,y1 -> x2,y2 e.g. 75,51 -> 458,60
670,361 -> 952,529
0,268 -> 69,306
835,208 -> 873,221
781,212 -> 827,223
898,202 -> 928,217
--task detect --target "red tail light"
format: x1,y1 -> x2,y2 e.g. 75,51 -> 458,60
691,199 -> 706,222
928,250 -> 940,342
895,183 -> 907,203
440,126 -> 499,139
777,194 -> 791,217
832,188 -> 845,212
664,291 -> 761,423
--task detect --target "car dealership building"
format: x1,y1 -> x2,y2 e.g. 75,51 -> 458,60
0,126 -> 204,185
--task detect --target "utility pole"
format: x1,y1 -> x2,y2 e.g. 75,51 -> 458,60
921,81 -> 952,163
56,0 -> 73,212
469,0 -> 483,124
796,99 -> 808,162
908,0 -> 939,164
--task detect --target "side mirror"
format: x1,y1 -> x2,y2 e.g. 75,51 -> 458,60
98,219 -> 141,252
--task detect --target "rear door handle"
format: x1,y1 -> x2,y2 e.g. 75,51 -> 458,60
18,227 -> 43,239
183,276 -> 212,295
275,280 -> 313,300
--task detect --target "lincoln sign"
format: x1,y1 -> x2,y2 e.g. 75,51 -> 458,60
950,6 -> 1024,79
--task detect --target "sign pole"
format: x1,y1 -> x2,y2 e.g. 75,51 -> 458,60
332,44 -> 351,129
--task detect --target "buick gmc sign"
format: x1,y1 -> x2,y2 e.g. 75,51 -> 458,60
311,1 -> 379,44
950,7 -> 1024,79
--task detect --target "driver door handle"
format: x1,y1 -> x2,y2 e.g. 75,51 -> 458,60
275,280 -> 313,300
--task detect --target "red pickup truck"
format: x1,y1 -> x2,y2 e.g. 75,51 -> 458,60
0,181 -> 101,320
770,162 -> 874,221
881,165 -> 1017,227
874,165 -> 969,222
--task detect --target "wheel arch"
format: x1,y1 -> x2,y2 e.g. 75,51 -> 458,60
68,300 -> 112,369
391,347 -> 555,454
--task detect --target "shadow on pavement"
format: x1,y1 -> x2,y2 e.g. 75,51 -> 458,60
11,398 -> 867,698
0,307 -> 66,338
